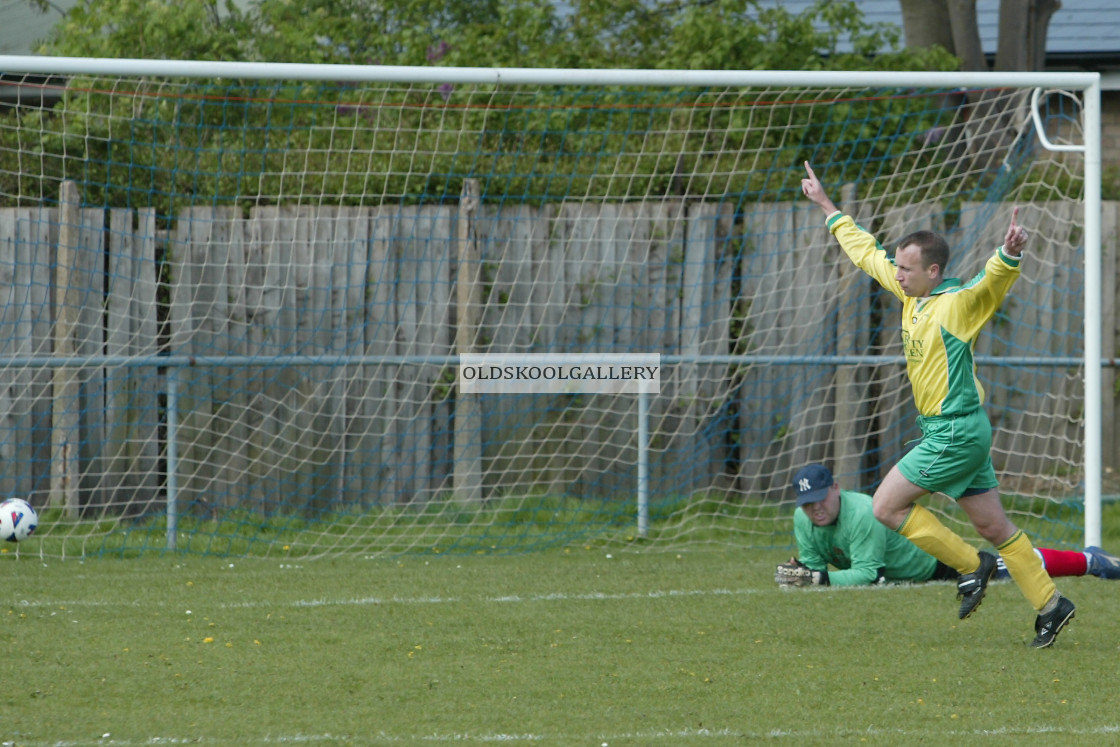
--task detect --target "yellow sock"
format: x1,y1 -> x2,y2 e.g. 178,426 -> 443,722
998,530 -> 1058,612
897,504 -> 982,573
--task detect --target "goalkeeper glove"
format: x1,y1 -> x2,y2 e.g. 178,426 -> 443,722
774,557 -> 830,587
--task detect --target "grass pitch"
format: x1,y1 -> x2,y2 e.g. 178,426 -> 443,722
3,546 -> 1120,745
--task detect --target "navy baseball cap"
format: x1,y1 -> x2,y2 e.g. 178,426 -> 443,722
792,464 -> 834,506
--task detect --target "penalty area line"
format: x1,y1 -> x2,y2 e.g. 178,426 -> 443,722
5,586 -> 764,611
9,580 -> 944,611
282,586 -> 763,608
14,723 -> 1120,746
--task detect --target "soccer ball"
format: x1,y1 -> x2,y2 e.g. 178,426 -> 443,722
0,498 -> 38,542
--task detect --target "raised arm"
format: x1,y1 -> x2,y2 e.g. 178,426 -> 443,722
800,161 -> 904,299
1002,207 -> 1028,257
800,161 -> 839,216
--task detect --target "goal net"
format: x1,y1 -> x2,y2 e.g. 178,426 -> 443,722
0,61 -> 1101,558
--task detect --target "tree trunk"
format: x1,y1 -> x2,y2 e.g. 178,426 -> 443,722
947,0 -> 986,71
995,0 -> 1060,71
899,0 -> 987,72
899,0 -> 955,52
901,0 -> 1060,73
899,0 -> 1060,175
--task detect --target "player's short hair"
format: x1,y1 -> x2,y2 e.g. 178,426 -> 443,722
897,230 -> 949,273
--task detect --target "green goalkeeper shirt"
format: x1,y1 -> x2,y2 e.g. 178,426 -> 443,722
794,491 -> 939,585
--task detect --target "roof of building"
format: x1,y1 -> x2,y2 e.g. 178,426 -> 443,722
0,0 -> 67,56
846,0 -> 1120,67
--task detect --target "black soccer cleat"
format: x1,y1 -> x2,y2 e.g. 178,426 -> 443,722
1030,595 -> 1076,648
957,550 -> 998,619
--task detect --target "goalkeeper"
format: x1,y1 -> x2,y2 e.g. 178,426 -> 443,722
777,463 -> 1120,588
800,161 -> 1074,647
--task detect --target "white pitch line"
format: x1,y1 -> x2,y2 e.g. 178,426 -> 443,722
9,581 -> 940,611
7,587 -> 762,610
10,723 -> 1120,746
284,586 -> 762,608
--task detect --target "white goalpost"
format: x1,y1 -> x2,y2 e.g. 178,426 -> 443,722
0,57 -> 1102,558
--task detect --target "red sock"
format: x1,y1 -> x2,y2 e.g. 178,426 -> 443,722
1036,548 -> 1088,577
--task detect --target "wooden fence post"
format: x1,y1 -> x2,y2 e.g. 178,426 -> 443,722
832,183 -> 868,484
50,181 -> 81,517
454,179 -> 483,502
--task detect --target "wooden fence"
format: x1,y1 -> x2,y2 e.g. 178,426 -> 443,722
1,182 -> 1113,516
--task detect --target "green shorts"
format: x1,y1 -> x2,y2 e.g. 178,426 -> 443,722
897,408 -> 999,500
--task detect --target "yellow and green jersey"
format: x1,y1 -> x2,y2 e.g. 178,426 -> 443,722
826,213 -> 1021,417
794,490 -> 939,584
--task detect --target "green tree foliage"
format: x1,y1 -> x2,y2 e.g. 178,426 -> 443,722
39,0 -> 251,60
37,0 -> 957,72
7,0 -> 961,213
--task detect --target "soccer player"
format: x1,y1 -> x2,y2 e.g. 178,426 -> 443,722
779,463 -> 1120,588
799,162 -> 1076,647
